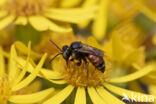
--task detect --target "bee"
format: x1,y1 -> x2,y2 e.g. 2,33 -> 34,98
49,40 -> 105,73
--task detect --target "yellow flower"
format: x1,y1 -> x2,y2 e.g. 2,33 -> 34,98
107,22 -> 156,86
95,24 -> 156,94
57,0 -> 109,40
111,21 -> 147,48
0,42 -> 55,104
97,29 -> 146,90
17,51 -> 156,104
14,41 -> 42,60
90,32 -> 148,92
60,0 -> 155,40
78,0 -> 109,40
131,0 -> 156,23
16,37 -> 156,104
128,62 -> 156,98
86,30 -> 154,94
99,32 -> 145,68
0,0 -> 97,32
39,52 -> 155,104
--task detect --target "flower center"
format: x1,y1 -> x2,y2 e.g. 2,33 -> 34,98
4,0 -> 48,17
61,59 -> 110,87
0,76 -> 11,104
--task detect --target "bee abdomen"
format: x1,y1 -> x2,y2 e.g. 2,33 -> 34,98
88,54 -> 105,73
97,61 -> 105,73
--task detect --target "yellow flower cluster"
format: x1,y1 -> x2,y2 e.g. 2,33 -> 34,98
0,0 -> 97,32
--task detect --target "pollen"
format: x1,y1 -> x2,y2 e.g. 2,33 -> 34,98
61,60 -> 110,87
0,76 -> 11,104
4,0 -> 48,17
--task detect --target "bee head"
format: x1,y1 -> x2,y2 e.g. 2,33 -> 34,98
62,45 -> 71,60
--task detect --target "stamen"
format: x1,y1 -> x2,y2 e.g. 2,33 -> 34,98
60,59 -> 110,87
4,0 -> 48,17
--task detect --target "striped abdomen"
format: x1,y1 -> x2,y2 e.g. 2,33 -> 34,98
87,54 -> 105,73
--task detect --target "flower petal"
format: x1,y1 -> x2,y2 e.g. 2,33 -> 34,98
87,87 -> 106,104
0,15 -> 15,30
46,21 -> 72,33
60,0 -> 81,7
13,42 -> 31,86
23,80 -> 42,94
28,16 -> 48,31
149,85 -> 156,96
29,16 -> 72,32
2,50 -> 9,58
44,7 -> 97,24
49,79 -> 66,84
51,56 -> 66,72
16,57 -> 62,79
78,0 -> 97,28
82,0 -> 97,7
40,69 -> 62,79
74,87 -> 86,104
46,7 -> 97,16
124,49 -> 142,65
43,85 -> 74,104
136,1 -> 156,22
108,65 -> 154,83
45,12 -> 95,24
133,63 -> 156,80
0,0 -> 5,6
96,86 -> 125,104
14,41 -> 41,59
92,0 -> 109,40
12,53 -> 47,91
112,32 -> 125,63
104,83 -> 156,102
0,10 -> 7,18
87,36 -> 104,50
0,46 -> 5,76
15,16 -> 28,25
8,45 -> 18,81
9,88 -> 55,103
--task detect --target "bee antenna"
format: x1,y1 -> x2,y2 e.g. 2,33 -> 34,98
49,40 -> 62,52
49,53 -> 62,63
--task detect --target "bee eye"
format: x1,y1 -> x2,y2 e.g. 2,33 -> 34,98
63,49 -> 71,60
62,45 -> 68,51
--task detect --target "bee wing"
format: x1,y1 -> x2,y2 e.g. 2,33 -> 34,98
76,44 -> 104,57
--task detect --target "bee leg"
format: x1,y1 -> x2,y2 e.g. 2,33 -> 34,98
66,59 -> 70,69
70,58 -> 81,66
76,59 -> 82,66
82,57 -> 89,77
70,58 -> 74,61
69,58 -> 78,71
